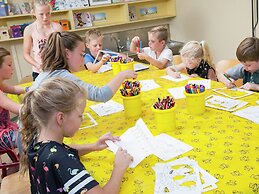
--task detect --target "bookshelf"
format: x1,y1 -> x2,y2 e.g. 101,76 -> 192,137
0,0 -> 176,42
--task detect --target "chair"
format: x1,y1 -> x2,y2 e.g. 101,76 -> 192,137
215,59 -> 243,86
173,55 -> 187,74
0,149 -> 19,179
0,171 -> 31,194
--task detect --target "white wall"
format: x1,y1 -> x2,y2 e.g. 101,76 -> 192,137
170,0 -> 255,64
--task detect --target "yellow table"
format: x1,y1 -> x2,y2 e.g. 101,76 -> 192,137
68,67 -> 259,194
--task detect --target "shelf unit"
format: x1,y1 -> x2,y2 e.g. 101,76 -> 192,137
0,0 -> 176,42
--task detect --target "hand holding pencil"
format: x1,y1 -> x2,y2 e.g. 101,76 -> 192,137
223,73 -> 236,88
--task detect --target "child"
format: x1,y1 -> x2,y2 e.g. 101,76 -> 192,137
223,37 -> 259,91
166,40 -> 217,81
0,47 -> 25,151
20,77 -> 133,194
130,26 -> 172,69
32,31 -> 137,102
23,0 -> 63,81
84,29 -> 112,73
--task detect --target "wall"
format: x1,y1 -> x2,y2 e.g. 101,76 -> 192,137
170,0 -> 256,64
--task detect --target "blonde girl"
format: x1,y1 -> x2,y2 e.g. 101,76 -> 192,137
32,31 -> 137,102
20,77 -> 132,194
0,47 -> 25,151
166,41 -> 217,81
23,0 -> 62,80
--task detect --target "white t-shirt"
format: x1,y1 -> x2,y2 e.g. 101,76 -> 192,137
142,46 -> 172,67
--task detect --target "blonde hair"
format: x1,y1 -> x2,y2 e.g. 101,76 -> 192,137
0,47 -> 10,68
32,0 -> 52,11
180,40 -> 213,65
20,77 -> 86,174
85,29 -> 102,44
149,26 -> 168,42
41,31 -> 83,72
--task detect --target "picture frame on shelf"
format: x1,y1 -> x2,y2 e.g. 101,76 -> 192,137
89,0 -> 111,6
140,6 -> 157,16
128,6 -> 137,21
92,12 -> 106,22
73,12 -> 92,29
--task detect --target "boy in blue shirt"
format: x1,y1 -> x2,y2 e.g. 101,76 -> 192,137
84,29 -> 116,73
224,37 -> 259,91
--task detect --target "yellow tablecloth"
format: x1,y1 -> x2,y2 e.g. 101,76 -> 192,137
69,67 -> 259,194
9,67 -> 259,193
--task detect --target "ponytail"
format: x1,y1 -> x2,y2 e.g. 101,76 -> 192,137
200,40 -> 213,66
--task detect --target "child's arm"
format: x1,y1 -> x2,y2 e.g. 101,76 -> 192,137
130,36 -> 140,53
221,73 -> 237,88
166,63 -> 186,78
85,148 -> 133,194
86,54 -> 110,73
0,91 -> 21,114
71,132 -> 120,156
2,83 -> 25,95
207,69 -> 218,81
240,83 -> 259,91
137,52 -> 169,69
23,25 -> 41,72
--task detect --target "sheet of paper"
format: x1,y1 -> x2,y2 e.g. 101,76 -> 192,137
106,118 -> 154,168
79,113 -> 98,130
139,79 -> 160,91
205,95 -> 248,112
188,79 -> 211,89
161,74 -> 190,82
167,87 -> 186,99
232,106 -> 259,124
134,63 -> 149,71
212,87 -> 254,99
97,64 -> 112,73
152,134 -> 193,161
89,100 -> 124,116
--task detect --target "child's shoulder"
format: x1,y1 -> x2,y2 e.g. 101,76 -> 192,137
24,22 -> 36,34
51,22 -> 63,31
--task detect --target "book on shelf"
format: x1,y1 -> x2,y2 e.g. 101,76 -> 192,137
73,12 -> 92,29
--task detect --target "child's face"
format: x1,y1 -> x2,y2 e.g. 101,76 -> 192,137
34,4 -> 51,25
182,56 -> 201,69
0,55 -> 13,80
67,41 -> 85,72
242,61 -> 259,73
148,32 -> 165,52
62,96 -> 86,137
86,36 -> 103,57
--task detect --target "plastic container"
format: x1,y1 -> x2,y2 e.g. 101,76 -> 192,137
151,106 -> 176,135
121,94 -> 142,118
184,91 -> 206,115
111,62 -> 121,75
120,62 -> 134,71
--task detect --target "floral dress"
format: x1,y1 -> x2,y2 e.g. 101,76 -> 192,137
0,105 -> 18,150
187,59 -> 216,79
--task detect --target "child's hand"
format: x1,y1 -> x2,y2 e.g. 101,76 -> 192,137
190,73 -> 198,78
137,52 -> 147,60
225,81 -> 236,89
131,36 -> 140,44
95,132 -> 120,151
119,70 -> 137,79
240,82 -> 255,91
101,54 -> 110,63
114,148 -> 133,171
166,67 -> 181,78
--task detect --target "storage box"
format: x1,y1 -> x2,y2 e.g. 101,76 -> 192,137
60,20 -> 69,31
0,27 -> 9,40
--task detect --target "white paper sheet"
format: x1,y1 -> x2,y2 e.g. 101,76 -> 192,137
188,79 -> 211,89
89,100 -> 124,116
152,134 -> 193,161
212,87 -> 254,99
139,79 -> 160,91
161,74 -> 190,82
134,63 -> 149,71
232,106 -> 259,124
167,87 -> 186,99
106,119 -> 193,168
79,113 -> 98,129
97,64 -> 112,73
153,157 -> 218,194
206,95 -> 248,112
